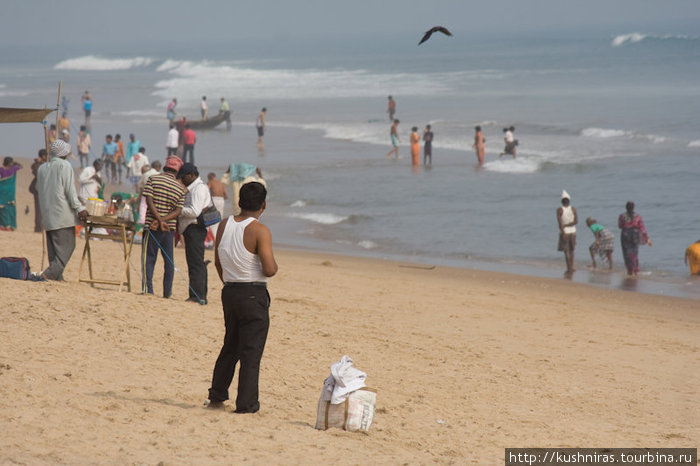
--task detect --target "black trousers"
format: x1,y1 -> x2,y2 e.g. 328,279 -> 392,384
208,283 -> 270,413
183,223 -> 207,301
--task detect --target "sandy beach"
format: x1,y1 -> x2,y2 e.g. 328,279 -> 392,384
1,158 -> 698,464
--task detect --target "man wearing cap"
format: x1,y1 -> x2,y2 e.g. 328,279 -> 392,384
36,140 -> 88,281
556,189 -> 578,275
177,163 -> 212,304
141,156 -> 187,298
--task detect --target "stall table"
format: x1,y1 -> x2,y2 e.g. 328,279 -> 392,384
78,215 -> 136,292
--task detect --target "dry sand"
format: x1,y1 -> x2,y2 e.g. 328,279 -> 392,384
1,158 -> 698,464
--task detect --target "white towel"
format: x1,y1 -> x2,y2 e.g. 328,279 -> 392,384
321,355 -> 367,404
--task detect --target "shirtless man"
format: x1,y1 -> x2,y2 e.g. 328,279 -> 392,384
387,96 -> 396,121
208,172 -> 229,237
385,119 -> 400,159
256,108 -> 266,148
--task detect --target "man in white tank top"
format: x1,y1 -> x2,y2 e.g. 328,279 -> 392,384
205,181 -> 278,413
556,189 -> 578,275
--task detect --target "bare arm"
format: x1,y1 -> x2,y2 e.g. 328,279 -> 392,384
214,217 -> 228,283
255,223 -> 278,277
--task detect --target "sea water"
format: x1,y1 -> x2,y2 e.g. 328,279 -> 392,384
1,33 -> 699,298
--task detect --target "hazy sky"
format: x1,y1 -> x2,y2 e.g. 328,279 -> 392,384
3,0 -> 700,49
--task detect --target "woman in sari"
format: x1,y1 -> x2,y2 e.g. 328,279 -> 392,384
0,157 -> 22,231
618,201 -> 652,276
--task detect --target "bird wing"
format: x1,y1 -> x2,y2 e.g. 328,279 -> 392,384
418,30 -> 433,45
436,26 -> 452,36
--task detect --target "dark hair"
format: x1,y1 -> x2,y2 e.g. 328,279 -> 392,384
626,201 -> 635,214
412,126 -> 418,132
93,159 -> 102,169
115,134 -> 121,140
475,126 -> 481,131
426,124 -> 431,129
509,126 -> 515,131
139,147 -> 145,154
394,119 -> 400,124
261,107 -> 267,112
80,125 -> 86,131
3,156 -> 12,166
106,134 -> 112,140
239,182 -> 267,211
38,149 -> 47,158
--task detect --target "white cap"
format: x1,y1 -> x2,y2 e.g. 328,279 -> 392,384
561,189 -> 571,200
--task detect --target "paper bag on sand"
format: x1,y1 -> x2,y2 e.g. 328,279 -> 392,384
314,355 -> 376,432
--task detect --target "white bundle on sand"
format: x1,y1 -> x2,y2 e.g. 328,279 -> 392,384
314,355 -> 376,433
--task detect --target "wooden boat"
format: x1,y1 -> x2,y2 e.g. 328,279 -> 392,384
183,111 -> 230,130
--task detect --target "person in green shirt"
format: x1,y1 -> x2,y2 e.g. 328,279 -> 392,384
586,217 -> 614,270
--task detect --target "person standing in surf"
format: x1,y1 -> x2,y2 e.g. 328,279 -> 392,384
410,127 -> 420,166
423,124 -> 433,165
385,119 -> 400,159
256,108 -> 266,148
387,96 -> 396,121
556,190 -> 578,275
618,201 -> 652,277
473,126 -> 486,166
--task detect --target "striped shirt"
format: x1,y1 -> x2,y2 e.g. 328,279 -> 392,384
142,173 -> 186,230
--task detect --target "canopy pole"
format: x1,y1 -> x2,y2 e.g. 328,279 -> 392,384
55,81 -> 62,131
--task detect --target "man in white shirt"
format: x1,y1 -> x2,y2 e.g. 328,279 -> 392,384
166,124 -> 179,156
177,162 -> 212,304
78,159 -> 103,204
201,96 -> 208,120
36,140 -> 88,280
500,126 -> 517,158
126,147 -> 150,191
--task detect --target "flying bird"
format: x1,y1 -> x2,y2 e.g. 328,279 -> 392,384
418,26 -> 452,45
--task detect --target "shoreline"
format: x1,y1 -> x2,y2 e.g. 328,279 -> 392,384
5,155 -> 699,301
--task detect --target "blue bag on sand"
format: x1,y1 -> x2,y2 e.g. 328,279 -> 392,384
0,257 -> 31,280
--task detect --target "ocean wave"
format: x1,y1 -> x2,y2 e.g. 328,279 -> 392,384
150,59 -> 510,104
688,140 -> 700,148
483,158 -> 540,174
581,127 -> 666,144
289,212 -> 349,225
290,200 -> 307,207
54,55 -> 154,71
358,240 -> 377,249
611,33 -> 698,47
0,90 -> 30,97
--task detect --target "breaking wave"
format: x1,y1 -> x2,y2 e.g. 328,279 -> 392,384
611,33 -> 698,47
54,56 -> 154,71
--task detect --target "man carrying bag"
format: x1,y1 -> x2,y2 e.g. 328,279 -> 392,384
177,163 -> 216,304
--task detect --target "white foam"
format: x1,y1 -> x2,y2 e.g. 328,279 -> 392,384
611,33 -> 697,47
688,140 -> 700,148
151,59 -> 505,104
289,212 -> 348,225
581,127 -> 666,144
54,55 -> 154,71
483,158 -> 540,174
612,33 -> 647,47
358,240 -> 377,249
290,200 -> 307,208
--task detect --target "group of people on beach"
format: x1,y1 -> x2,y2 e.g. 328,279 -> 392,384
556,190 -> 657,277
10,126 -> 276,413
384,96 -> 517,167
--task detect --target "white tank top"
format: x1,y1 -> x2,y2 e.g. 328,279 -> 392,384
560,206 -> 576,235
218,216 -> 268,283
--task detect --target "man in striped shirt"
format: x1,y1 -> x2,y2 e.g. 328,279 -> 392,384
141,156 -> 186,298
